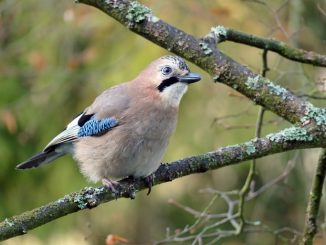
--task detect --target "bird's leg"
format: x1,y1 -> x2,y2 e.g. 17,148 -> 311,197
143,174 -> 155,195
102,178 -> 121,196
103,177 -> 137,199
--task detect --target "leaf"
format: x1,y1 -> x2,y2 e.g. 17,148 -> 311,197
27,51 -> 48,71
105,234 -> 129,245
1,110 -> 17,134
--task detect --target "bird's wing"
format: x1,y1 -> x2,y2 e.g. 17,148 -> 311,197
43,84 -> 131,152
43,113 -> 118,151
43,115 -> 81,150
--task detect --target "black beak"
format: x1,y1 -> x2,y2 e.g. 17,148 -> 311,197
178,72 -> 201,84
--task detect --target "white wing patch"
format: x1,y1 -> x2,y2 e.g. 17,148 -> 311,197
43,114 -> 82,151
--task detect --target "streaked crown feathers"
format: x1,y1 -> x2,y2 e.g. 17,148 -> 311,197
160,55 -> 190,72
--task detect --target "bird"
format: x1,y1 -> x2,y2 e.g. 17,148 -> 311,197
16,55 -> 201,194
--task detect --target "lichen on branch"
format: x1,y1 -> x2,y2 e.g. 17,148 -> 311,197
1,125 -> 325,241
208,25 -> 326,67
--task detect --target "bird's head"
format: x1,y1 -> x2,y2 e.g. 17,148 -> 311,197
137,56 -> 201,107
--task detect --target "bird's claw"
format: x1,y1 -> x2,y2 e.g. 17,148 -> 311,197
102,175 -> 154,198
143,174 -> 155,195
102,178 -> 121,197
102,177 -> 137,199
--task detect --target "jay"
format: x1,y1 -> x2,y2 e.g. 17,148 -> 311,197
16,56 -> 201,194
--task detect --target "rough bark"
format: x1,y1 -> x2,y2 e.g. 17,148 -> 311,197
1,130 -> 325,241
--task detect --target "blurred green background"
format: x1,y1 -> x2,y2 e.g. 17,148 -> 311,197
1,0 -> 325,244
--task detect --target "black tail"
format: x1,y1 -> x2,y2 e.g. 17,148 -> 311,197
16,149 -> 64,170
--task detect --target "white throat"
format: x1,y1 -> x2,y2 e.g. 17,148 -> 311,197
160,83 -> 188,107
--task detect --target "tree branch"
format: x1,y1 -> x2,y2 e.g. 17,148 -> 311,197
77,0 -> 324,126
211,26 -> 326,67
1,126 -> 325,241
301,149 -> 326,245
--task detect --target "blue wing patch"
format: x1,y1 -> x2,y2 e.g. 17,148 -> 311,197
78,116 -> 118,137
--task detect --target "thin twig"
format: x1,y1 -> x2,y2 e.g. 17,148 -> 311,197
317,2 -> 326,17
247,156 -> 297,200
301,149 -> 326,244
236,49 -> 268,233
215,27 -> 326,67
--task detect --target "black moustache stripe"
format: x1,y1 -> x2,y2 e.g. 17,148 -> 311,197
157,77 -> 179,92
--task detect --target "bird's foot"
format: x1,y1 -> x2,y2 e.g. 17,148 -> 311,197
143,174 -> 155,195
102,177 -> 137,199
102,178 -> 121,197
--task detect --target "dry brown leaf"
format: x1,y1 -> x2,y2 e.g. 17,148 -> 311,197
1,110 -> 17,134
105,234 -> 129,245
27,51 -> 48,71
82,47 -> 96,63
67,56 -> 82,70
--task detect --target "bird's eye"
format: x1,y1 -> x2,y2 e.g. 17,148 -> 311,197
161,66 -> 173,76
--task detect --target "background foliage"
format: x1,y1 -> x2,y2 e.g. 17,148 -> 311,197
1,0 -> 325,244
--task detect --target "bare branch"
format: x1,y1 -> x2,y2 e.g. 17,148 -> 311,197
211,26 -> 326,67
317,2 -> 326,17
302,149 -> 326,244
